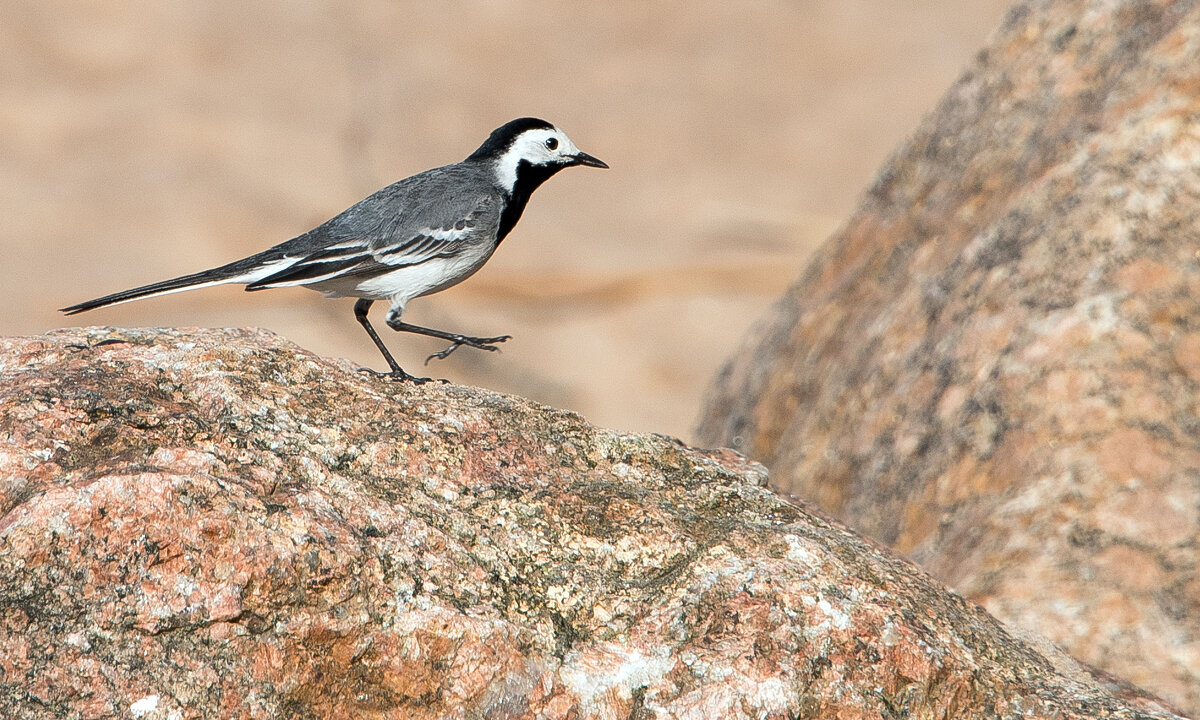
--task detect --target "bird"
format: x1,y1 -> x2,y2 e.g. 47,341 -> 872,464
61,117 -> 608,382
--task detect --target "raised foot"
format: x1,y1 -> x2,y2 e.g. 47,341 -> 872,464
425,334 -> 512,365
358,367 -> 433,384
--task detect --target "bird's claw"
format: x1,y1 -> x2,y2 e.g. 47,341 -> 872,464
425,345 -> 460,365
358,367 -> 432,384
425,334 -> 511,365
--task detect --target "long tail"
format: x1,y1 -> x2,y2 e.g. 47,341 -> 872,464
60,253 -> 292,315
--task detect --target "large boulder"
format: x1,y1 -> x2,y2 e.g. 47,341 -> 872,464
0,327 -> 1183,719
697,0 -> 1200,713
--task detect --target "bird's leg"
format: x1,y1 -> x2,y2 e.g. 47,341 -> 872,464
384,313 -> 511,365
354,299 -> 431,383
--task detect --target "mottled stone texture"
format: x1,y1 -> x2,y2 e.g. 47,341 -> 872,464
0,328 -> 1182,719
697,0 -> 1200,714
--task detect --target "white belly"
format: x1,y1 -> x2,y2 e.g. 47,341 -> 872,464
308,242 -> 496,313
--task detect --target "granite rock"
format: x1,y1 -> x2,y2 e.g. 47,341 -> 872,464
697,0 -> 1200,713
0,327 -> 1183,719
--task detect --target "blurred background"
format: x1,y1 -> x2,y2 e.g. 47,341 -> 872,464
2,0 -> 1011,441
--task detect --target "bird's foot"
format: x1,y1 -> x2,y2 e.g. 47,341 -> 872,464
358,367 -> 433,384
425,334 -> 512,365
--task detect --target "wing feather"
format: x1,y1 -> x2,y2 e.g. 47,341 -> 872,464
372,224 -> 477,266
245,242 -> 373,290
247,166 -> 498,290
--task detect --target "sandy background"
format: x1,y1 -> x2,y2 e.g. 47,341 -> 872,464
2,0 -> 1011,441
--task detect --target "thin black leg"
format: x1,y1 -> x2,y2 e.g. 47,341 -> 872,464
384,317 -> 512,365
353,299 -> 429,383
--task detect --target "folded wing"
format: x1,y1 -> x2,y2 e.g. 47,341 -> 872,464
246,181 -> 497,291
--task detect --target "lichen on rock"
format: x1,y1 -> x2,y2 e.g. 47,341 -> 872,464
0,328 -> 1183,719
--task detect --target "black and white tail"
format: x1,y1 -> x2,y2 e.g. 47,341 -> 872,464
60,252 -> 292,315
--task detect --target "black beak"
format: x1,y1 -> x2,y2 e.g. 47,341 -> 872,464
570,151 -> 609,169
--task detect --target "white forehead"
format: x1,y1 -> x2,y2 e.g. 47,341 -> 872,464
508,127 -> 578,158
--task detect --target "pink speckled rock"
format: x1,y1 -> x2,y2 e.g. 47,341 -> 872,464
0,328 -> 1183,719
698,0 -> 1200,713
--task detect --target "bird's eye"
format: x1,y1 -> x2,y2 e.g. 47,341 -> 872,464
545,137 -> 559,151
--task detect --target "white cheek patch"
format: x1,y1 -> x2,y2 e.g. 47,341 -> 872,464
491,148 -> 521,191
490,128 -> 569,192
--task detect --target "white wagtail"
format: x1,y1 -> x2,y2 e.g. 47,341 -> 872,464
61,117 -> 608,382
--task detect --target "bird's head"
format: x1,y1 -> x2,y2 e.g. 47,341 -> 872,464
468,117 -> 608,195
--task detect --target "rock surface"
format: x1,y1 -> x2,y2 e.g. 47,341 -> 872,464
0,327 -> 1184,719
697,0 -> 1200,713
